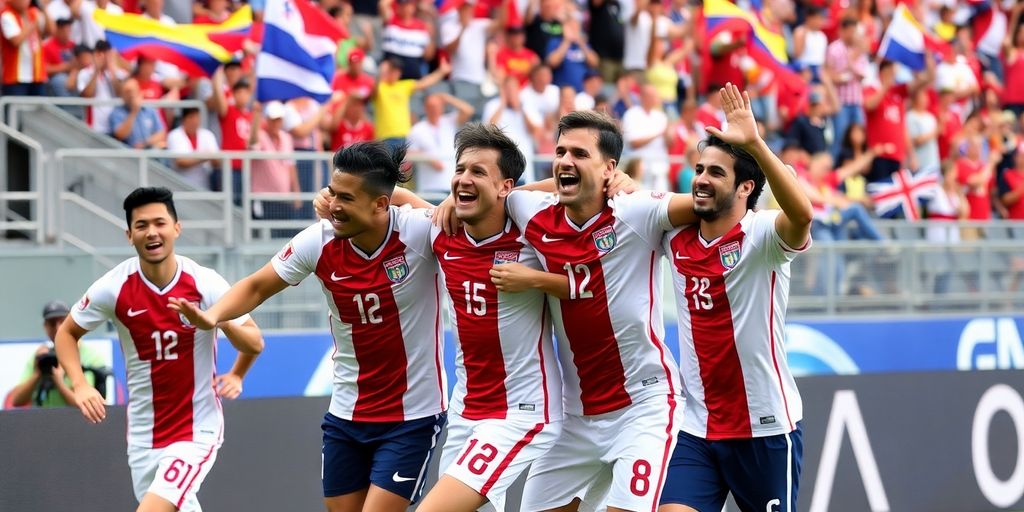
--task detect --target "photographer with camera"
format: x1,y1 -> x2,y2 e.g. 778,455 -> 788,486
6,301 -> 105,408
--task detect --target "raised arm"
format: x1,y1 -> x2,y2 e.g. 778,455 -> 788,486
169,264 -> 290,330
707,83 -> 812,248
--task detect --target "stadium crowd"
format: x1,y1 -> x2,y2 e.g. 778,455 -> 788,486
2,0 -> 1024,230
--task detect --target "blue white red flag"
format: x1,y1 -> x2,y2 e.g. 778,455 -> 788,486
256,0 -> 345,102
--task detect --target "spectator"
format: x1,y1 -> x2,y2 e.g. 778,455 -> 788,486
441,0 -> 505,116
167,107 -> 219,190
835,123 -> 890,208
863,57 -> 934,185
5,301 -> 106,409
493,24 -> 539,87
544,16 -> 597,92
586,0 -> 624,83
193,0 -> 231,24
786,83 -> 836,155
323,93 -> 375,151
138,0 -> 184,84
623,0 -> 670,75
371,56 -> 452,149
331,48 -> 375,100
109,78 -> 166,148
705,17 -> 746,94
42,17 -> 74,97
668,99 -> 704,189
523,0 -> 563,62
133,54 -> 182,128
793,7 -> 827,81
64,43 -> 90,98
77,40 -> 126,135
210,67 -> 254,199
826,16 -> 869,159
380,0 -> 435,79
573,69 -> 603,110
1005,21 -> 1024,117
644,25 -> 685,117
249,100 -> 300,238
999,145 -> 1024,220
675,141 -> 699,193
1,0 -> 50,96
519,63 -> 559,120
407,92 -> 475,197
957,135 -> 1000,220
483,76 -> 543,183
927,161 -> 969,295
285,96 -> 328,212
695,84 -> 724,131
556,84 -> 576,117
936,87 -> 963,162
622,83 -> 671,191
611,71 -> 638,118
907,88 -> 941,174
64,0 -> 123,49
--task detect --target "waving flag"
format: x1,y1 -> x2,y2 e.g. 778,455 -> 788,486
703,0 -> 800,83
256,0 -> 345,103
877,4 -> 952,71
93,8 -> 252,77
867,168 -> 939,220
970,2 -> 1008,57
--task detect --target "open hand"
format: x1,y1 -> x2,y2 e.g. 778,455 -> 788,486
167,298 -> 217,330
704,82 -> 760,152
430,195 -> 460,235
74,384 -> 106,424
216,373 -> 243,399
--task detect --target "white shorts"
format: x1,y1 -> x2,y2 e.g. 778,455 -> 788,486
439,413 -> 561,512
521,394 -> 680,512
127,440 -> 220,512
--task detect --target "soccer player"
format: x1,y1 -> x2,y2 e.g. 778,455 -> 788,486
441,110 -> 700,512
658,84 -> 813,512
171,142 -> 447,512
54,187 -> 264,512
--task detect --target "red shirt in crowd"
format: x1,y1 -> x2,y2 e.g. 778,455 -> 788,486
937,108 -> 962,161
864,83 -> 908,162
495,46 -> 538,88
695,104 -> 721,132
41,37 -> 73,68
331,72 -> 375,100
220,105 -> 253,169
956,157 -> 992,220
330,117 -> 375,151
1003,168 -> 1024,220
1004,51 -> 1024,106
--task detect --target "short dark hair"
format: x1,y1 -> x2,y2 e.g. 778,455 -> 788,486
381,56 -> 403,72
56,17 -> 73,27
556,110 -> 624,162
878,59 -> 896,73
333,141 -> 411,197
181,107 -> 201,118
698,135 -> 766,210
455,123 -> 526,182
123,186 -> 178,226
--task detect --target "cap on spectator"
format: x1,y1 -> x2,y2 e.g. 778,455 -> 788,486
348,48 -> 365,65
94,40 -> 112,52
42,301 -> 70,320
264,100 -> 286,120
56,17 -> 74,27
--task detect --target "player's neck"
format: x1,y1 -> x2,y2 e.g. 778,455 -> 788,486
350,221 -> 389,256
564,200 -> 603,227
140,256 -> 178,289
464,214 -> 506,241
699,209 -> 746,241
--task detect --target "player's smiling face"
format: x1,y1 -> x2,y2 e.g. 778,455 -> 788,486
692,145 -> 748,221
452,147 -> 513,226
553,128 -> 614,209
327,171 -> 387,239
127,203 -> 180,265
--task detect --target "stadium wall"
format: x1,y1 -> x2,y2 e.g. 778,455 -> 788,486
4,371 -> 1024,511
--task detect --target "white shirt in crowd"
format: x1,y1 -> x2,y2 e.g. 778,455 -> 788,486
76,66 -> 128,134
440,14 -> 490,85
483,98 -> 540,183
407,111 -> 459,193
519,83 -> 560,120
622,10 -> 669,71
622,105 -> 670,191
166,126 -> 220,190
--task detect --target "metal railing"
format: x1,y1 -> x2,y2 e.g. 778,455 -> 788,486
0,123 -> 45,244
0,96 -> 209,130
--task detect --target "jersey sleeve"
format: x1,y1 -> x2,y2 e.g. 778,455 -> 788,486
751,209 -> 812,266
394,206 -> 437,258
608,191 -> 674,247
70,274 -> 119,331
196,267 -> 252,326
505,190 -> 558,228
271,220 -> 327,286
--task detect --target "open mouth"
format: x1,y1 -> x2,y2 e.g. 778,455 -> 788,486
694,188 -> 714,202
455,190 -> 478,206
330,214 -> 349,229
144,241 -> 163,253
556,171 -> 581,190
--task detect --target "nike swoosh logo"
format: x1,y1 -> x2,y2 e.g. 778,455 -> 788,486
443,251 -> 463,261
541,234 -> 563,243
674,252 -> 691,260
127,308 -> 147,317
330,273 -> 352,282
392,472 -> 416,483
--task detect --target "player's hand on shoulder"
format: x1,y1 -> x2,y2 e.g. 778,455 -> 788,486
430,195 -> 461,235
73,384 -> 106,424
490,262 -> 535,293
605,169 -> 637,198
215,373 -> 243,400
313,187 -> 331,220
167,298 -> 216,330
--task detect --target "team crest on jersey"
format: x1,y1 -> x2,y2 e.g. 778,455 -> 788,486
383,255 -> 410,283
493,250 -> 520,265
719,241 -> 741,269
650,191 -> 666,199
78,294 -> 90,310
592,225 -> 617,253
176,300 -> 199,329
278,243 -> 294,261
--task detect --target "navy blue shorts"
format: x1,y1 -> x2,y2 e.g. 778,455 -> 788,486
661,422 -> 803,512
321,412 -> 447,501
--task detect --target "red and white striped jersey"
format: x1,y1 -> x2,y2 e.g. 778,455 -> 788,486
506,190 -> 681,417
432,219 -> 561,423
663,210 -> 808,440
272,208 -> 446,423
71,256 -> 249,449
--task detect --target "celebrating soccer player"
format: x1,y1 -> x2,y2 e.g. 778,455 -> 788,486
55,187 -> 265,512
171,142 -> 448,512
658,83 -> 814,512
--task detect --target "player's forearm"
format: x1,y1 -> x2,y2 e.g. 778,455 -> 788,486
54,378 -> 78,405
54,330 -> 87,389
208,276 -> 276,325
392,186 -> 433,209
748,139 -> 813,225
516,177 -> 556,193
533,270 -> 571,299
221,319 -> 265,355
227,351 -> 259,379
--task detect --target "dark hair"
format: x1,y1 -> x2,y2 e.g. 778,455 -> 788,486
381,56 -> 403,72
123,187 -> 177,226
181,107 -> 201,118
841,122 -> 866,153
455,123 -> 526,182
332,141 -> 411,197
698,135 -> 766,210
56,17 -> 73,26
878,59 -> 896,73
840,16 -> 858,28
556,110 -> 623,162
73,43 -> 91,56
